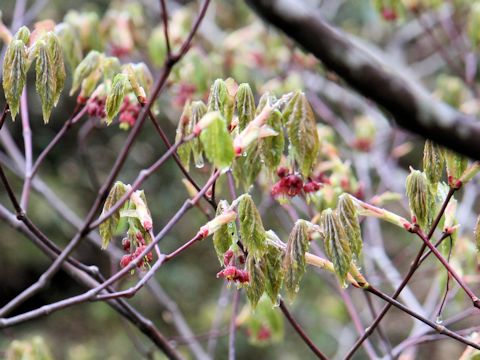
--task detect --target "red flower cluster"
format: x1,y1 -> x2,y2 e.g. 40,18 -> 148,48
216,266 -> 249,283
271,167 -> 322,197
86,96 -> 107,118
119,232 -> 153,269
119,97 -> 141,129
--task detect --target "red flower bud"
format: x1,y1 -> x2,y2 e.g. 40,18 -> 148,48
120,254 -> 132,268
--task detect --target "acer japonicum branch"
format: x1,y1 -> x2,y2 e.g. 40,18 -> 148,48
245,0 -> 480,160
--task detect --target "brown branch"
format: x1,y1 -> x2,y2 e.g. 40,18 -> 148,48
245,0 -> 480,159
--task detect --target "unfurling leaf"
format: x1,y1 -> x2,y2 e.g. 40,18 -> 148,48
207,78 -> 235,123
337,194 -> 362,260
236,83 -> 256,131
233,142 -> 262,190
129,190 -> 153,232
199,112 -> 234,169
125,64 -> 146,103
459,162 -> 480,186
238,194 -> 267,259
13,26 -> 30,44
261,108 -> 284,172
55,23 -> 83,70
283,91 -> 319,177
46,32 -> 66,106
105,73 -> 129,124
423,140 -> 444,189
264,243 -> 284,304
35,40 -> 57,123
99,181 -> 129,249
246,255 -> 266,308
445,150 -> 468,188
282,220 -> 310,300
212,201 -> 236,264
2,39 -> 27,119
190,101 -> 206,168
70,50 -> 102,95
406,169 -> 433,229
321,209 -> 352,286
176,101 -> 193,170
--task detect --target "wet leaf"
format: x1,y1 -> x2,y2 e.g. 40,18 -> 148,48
337,194 -> 362,260
105,73 -> 129,124
199,111 -> 234,169
35,40 -> 57,123
283,91 -> 319,177
46,32 -> 66,106
99,181 -> 129,249
236,83 -> 256,131
212,201 -> 237,264
246,255 -> 266,308
2,39 -> 27,119
321,209 -> 352,286
238,194 -> 267,259
282,220 -> 310,300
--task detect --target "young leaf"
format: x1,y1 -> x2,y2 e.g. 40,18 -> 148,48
423,140 -> 444,189
236,83 -> 256,131
207,78 -> 235,123
282,220 -> 310,300
264,243 -> 284,304
232,142 -> 262,190
13,26 -> 30,44
70,50 -> 102,95
243,295 -> 284,346
212,200 -> 236,264
261,108 -> 284,172
445,150 -> 468,187
105,73 -> 129,124
176,101 -> 193,170
238,194 -> 267,259
2,39 -> 27,119
321,209 -> 352,286
35,40 -> 57,123
190,101 -> 207,168
55,23 -> 83,70
283,91 -> 319,177
99,181 -> 129,249
199,112 -> 234,169
246,255 -> 266,308
337,194 -> 362,260
46,32 -> 66,106
405,169 -> 433,229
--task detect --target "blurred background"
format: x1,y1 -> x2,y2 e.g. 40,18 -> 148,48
1,0 -> 480,359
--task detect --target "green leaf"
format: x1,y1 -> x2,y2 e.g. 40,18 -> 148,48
445,150 -> 468,186
282,220 -> 310,300
406,169 -> 433,229
46,32 -> 66,106
2,39 -> 27,120
233,142 -> 262,190
207,78 -> 235,123
337,194 -> 362,260
212,200 -> 236,264
261,109 -> 284,172
199,111 -> 234,169
246,255 -> 266,308
283,91 -> 319,177
238,194 -> 267,259
190,101 -> 207,168
264,243 -> 284,304
321,209 -> 352,286
236,83 -> 256,131
35,40 -> 57,123
176,101 -> 193,170
13,26 -> 30,44
423,140 -> 444,189
70,50 -> 102,95
55,23 -> 83,70
105,73 -> 129,124
99,181 -> 129,249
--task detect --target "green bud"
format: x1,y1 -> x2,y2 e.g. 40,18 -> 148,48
445,150 -> 468,188
236,83 -> 256,131
423,140 -> 444,188
2,39 -> 27,119
105,73 -> 129,124
13,26 -> 30,44
405,168 -> 432,229
70,50 -> 102,95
